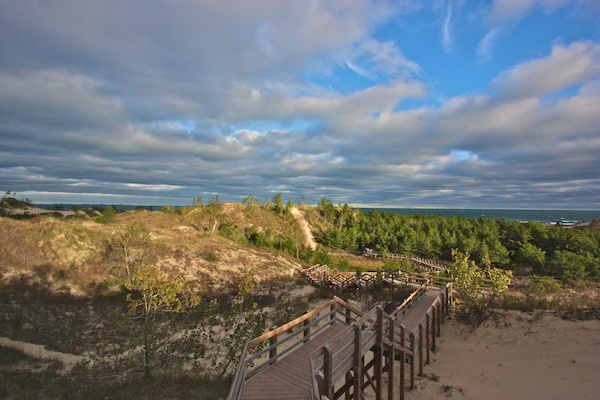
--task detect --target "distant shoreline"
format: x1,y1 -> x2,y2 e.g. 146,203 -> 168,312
21,202 -> 600,226
361,207 -> 600,225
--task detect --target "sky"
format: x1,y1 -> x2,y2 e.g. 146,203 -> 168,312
1,0 -> 600,209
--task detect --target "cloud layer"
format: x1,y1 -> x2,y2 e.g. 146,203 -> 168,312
1,1 -> 599,208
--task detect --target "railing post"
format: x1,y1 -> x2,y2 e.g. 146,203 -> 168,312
418,324 -> 423,376
437,300 -> 442,336
331,303 -> 336,323
432,306 -> 437,351
304,317 -> 310,343
353,323 -> 363,400
440,292 -> 446,324
375,307 -> 383,400
324,344 -> 333,400
387,316 -> 395,400
269,332 -> 277,364
409,332 -> 415,389
425,314 -> 430,365
400,325 -> 405,400
346,307 -> 352,324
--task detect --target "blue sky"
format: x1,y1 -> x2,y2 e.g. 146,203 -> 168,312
1,0 -> 600,209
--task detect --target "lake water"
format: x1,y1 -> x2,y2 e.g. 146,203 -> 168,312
362,208 -> 600,225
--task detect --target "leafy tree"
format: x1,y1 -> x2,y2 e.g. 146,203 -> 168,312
125,265 -> 191,379
101,222 -> 200,379
516,242 -> 546,273
450,250 -> 512,310
242,195 -> 260,207
202,268 -> 267,378
110,222 -> 153,279
547,250 -> 589,281
529,275 -> 561,294
272,193 -> 285,214
96,205 -> 117,223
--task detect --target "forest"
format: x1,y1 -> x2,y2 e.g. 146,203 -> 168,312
315,198 -> 600,282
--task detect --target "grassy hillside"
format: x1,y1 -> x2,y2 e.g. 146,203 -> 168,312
0,202 -> 325,399
0,203 -> 308,296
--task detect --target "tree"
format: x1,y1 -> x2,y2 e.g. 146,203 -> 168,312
286,199 -> 294,214
110,222 -> 153,279
102,222 -> 200,379
125,265 -> 189,379
242,195 -> 260,207
272,193 -> 284,214
203,268 -> 267,378
96,205 -> 117,224
516,242 -> 546,273
450,250 -> 512,310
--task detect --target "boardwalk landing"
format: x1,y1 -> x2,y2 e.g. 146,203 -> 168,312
229,283 -> 448,400
241,323 -> 347,400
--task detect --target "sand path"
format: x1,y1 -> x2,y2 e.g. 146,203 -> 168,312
291,207 -> 317,250
0,337 -> 85,372
404,310 -> 600,400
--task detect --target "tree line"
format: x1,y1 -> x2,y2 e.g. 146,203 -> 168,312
317,198 -> 600,281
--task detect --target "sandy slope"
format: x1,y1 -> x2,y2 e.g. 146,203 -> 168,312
405,310 -> 600,400
291,207 -> 317,250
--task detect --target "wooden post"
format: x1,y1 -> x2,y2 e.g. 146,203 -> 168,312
346,307 -> 352,324
376,307 -> 383,400
345,371 -> 352,400
303,317 -> 310,343
354,323 -> 363,400
432,306 -> 437,351
418,324 -> 423,376
425,314 -> 430,364
269,333 -> 277,364
440,293 -> 446,324
400,325 -> 405,400
409,332 -> 415,389
324,344 -> 333,400
331,303 -> 336,323
388,316 -> 395,400
437,301 -> 441,337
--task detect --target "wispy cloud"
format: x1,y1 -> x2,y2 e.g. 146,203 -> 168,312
476,28 -> 500,63
486,0 -> 574,25
442,0 -> 454,54
344,60 -> 375,79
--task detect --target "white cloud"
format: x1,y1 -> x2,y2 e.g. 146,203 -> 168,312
476,28 -> 501,63
485,0 -> 594,25
495,41 -> 600,98
442,0 -> 454,53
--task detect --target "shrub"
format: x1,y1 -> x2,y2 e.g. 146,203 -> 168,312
529,275 -> 561,294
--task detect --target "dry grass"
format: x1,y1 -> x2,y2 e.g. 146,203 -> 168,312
0,204 -> 305,296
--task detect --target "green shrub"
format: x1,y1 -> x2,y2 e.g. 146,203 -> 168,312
529,275 -> 561,294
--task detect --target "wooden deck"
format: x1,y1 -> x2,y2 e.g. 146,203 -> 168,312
241,322 -> 348,400
395,288 -> 441,334
229,265 -> 451,400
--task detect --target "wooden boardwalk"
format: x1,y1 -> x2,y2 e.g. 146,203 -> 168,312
228,277 -> 449,400
241,322 -> 347,400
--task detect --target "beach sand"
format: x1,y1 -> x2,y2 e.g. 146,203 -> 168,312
403,310 -> 600,399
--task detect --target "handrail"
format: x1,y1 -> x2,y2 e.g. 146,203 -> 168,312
310,304 -> 422,400
363,249 -> 449,272
226,296 -> 365,400
391,284 -> 427,318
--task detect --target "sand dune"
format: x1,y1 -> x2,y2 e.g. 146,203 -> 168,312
406,310 -> 600,400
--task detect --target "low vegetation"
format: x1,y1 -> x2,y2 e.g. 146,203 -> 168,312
1,194 -> 599,398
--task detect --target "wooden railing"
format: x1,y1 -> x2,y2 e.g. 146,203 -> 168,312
226,296 -> 365,400
310,306 -> 417,400
303,264 -> 389,292
310,284 -> 450,400
363,248 -> 449,273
